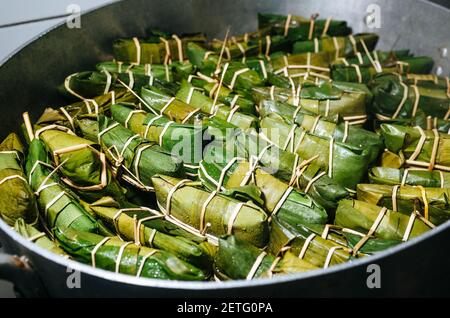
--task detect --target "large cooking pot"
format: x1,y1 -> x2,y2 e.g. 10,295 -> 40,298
0,0 -> 449,297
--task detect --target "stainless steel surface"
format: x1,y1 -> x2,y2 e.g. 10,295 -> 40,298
0,0 -> 449,297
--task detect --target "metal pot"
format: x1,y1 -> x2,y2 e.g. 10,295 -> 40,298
0,0 -> 449,297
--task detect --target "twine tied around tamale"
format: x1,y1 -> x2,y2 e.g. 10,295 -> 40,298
446,76 -> 450,99
308,14 -> 319,40
211,63 -> 229,112
283,14 -> 292,37
0,174 -> 27,186
231,36 -> 246,63
360,38 -> 382,73
259,60 -> 268,79
313,38 -> 320,54
27,232 -> 47,243
396,61 -> 410,74
199,190 -> 216,235
352,207 -> 387,256
124,110 -> 146,129
355,52 -> 364,65
350,64 -> 363,83
136,250 -> 158,277
332,37 -> 340,60
323,246 -> 345,269
406,127 -> 442,171
91,237 -> 111,268
298,233 -> 316,259
171,34 -> 184,62
159,37 -> 171,65
391,81 -> 410,119
391,185 -> 400,211
132,37 -> 141,64
58,107 -> 75,131
117,79 -> 159,115
348,35 -> 358,55
246,251 -> 267,280
265,35 -> 271,60
229,68 -> 250,90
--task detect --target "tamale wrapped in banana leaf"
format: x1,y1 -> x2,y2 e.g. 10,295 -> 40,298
268,216 -> 354,268
97,61 -> 174,82
370,73 -> 450,121
176,80 -> 258,130
270,51 -> 331,79
335,200 -> 433,254
188,76 -> 256,115
203,126 -> 349,209
259,116 -> 371,189
357,183 -> 450,225
54,227 -> 206,280
258,13 -> 352,41
113,32 -> 206,64
25,139 -> 99,233
110,104 -> 205,177
0,133 -> 38,225
380,123 -> 450,171
186,42 -> 220,76
218,61 -> 265,92
215,235 -> 317,280
198,158 -> 328,225
14,218 -> 67,256
262,112 -> 382,163
292,33 -> 379,59
369,166 -> 450,188
152,175 -> 269,247
92,115 -> 185,189
85,197 -> 213,269
35,125 -> 127,203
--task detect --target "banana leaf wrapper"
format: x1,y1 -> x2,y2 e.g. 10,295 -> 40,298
152,175 -> 269,247
292,33 -> 379,58
259,116 -> 370,189
59,71 -> 155,101
380,123 -> 450,171
0,133 -> 39,225
140,85 -> 204,124
36,126 -> 127,203
110,103 -> 205,177
176,80 -> 258,130
357,183 -> 450,225
335,200 -> 432,244
370,73 -> 450,121
113,33 -> 206,65
186,42 -> 223,76
372,113 -> 450,134
25,139 -> 99,233
215,235 -> 317,280
258,13 -> 352,41
198,158 -> 328,225
86,197 -> 213,269
369,166 -> 450,188
96,61 -> 174,82
219,62 -> 265,93
14,218 -> 67,256
96,115 -> 185,189
270,51 -> 331,79
54,227 -> 206,280
189,77 -> 256,115
253,82 -> 369,120
268,216 -> 354,268
263,112 -> 382,163
203,127 -> 349,209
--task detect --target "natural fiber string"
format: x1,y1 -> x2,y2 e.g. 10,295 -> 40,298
124,110 -> 145,129
298,234 -> 316,259
321,17 -> 332,37
91,237 -> 111,267
132,37 -> 141,64
391,185 -> 399,211
171,34 -> 184,62
246,252 -> 267,280
165,179 -> 191,216
332,37 -> 340,60
159,37 -> 171,65
227,202 -> 244,235
115,242 -> 133,273
265,35 -> 271,59
323,246 -> 344,269
229,68 -> 250,90
136,250 -> 158,277
351,64 -> 362,83
283,14 -> 292,37
199,190 -> 217,233
352,207 -> 387,256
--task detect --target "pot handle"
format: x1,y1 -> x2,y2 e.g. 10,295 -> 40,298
0,253 -> 47,297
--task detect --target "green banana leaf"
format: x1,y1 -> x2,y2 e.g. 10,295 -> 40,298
96,61 -> 174,82
113,33 -> 206,64
176,80 -> 258,130
380,123 -> 450,170
203,125 -> 349,209
372,113 -> 450,134
262,112 -> 382,163
14,218 -> 67,256
268,216 -> 354,268
292,33 -> 379,58
0,133 -> 38,225
186,42 -> 222,76
110,103 -> 205,177
369,166 -> 450,188
370,73 -> 450,120
152,175 -> 269,247
85,197 -> 213,269
54,227 -> 206,281
219,61 -> 265,92
357,183 -> 450,225
35,125 -> 127,203
198,158 -> 328,225
25,139 -> 99,233
258,13 -> 352,41
259,116 -> 370,189
270,51 -> 331,78
93,115 -> 185,189
215,235 -> 317,280
335,199 -> 432,241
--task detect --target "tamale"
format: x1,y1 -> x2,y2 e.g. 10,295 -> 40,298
215,235 -> 317,280
110,103 -> 205,177
152,175 -> 269,247
268,216 -> 354,268
14,218 -> 67,256
54,228 -> 206,281
97,61 -> 174,82
270,51 -> 331,79
357,183 -> 450,225
113,32 -> 206,64
198,158 -> 328,225
369,166 -> 450,188
258,13 -> 352,41
0,133 -> 38,225
380,123 -> 450,171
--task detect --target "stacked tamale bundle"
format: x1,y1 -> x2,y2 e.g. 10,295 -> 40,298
5,10 -> 449,283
